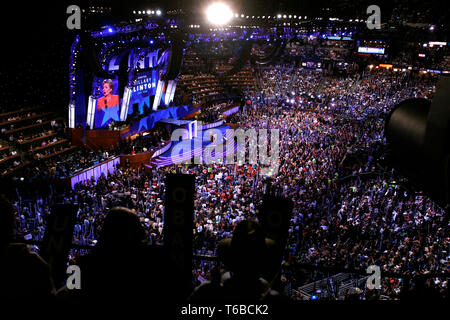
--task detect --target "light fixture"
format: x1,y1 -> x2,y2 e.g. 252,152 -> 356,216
206,3 -> 233,25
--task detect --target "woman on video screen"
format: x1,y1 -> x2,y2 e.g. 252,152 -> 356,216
97,79 -> 119,110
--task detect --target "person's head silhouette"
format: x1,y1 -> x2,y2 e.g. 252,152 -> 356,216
219,219 -> 275,279
97,207 -> 146,251
0,195 -> 56,296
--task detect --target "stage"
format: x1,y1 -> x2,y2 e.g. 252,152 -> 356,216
151,124 -> 238,167
70,105 -> 200,150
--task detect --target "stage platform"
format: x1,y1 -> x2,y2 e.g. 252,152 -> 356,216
71,104 -> 200,150
151,125 -> 238,167
121,105 -> 200,139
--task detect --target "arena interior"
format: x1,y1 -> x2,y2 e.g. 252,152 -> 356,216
0,0 -> 449,311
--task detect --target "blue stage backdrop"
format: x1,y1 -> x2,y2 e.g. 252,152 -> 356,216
72,32 -> 181,130
128,70 -> 159,115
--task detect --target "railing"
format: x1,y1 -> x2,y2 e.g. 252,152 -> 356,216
16,132 -> 58,149
70,156 -> 120,189
3,117 -> 64,136
40,146 -> 78,161
199,120 -> 224,130
0,112 -> 54,128
151,141 -> 173,159
222,106 -> 240,117
19,239 -> 450,281
297,272 -> 369,300
0,106 -> 43,121
17,238 -> 450,300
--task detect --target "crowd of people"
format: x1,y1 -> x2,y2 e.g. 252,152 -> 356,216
193,100 -> 235,123
4,61 -> 447,300
2,0 -> 450,304
285,42 -> 351,61
0,28 -> 448,301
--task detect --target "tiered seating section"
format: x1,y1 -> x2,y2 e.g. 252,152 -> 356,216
176,49 -> 256,104
223,65 -> 256,94
177,74 -> 226,104
0,106 -> 75,177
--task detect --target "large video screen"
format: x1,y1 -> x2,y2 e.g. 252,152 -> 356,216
83,47 -> 176,129
128,70 -> 159,116
93,77 -> 121,128
358,46 -> 385,54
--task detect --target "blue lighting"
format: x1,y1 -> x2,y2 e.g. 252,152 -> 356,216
108,27 -> 113,33
311,295 -> 318,300
150,40 -> 154,44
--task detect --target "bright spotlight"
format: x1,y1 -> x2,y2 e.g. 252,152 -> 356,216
206,3 -> 233,25
156,10 -> 161,16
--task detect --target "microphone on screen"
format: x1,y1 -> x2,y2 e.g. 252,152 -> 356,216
105,99 -> 108,109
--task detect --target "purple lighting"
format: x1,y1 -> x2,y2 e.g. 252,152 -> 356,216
71,157 -> 121,189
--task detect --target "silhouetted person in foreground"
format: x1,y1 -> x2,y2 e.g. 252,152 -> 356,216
0,194 -> 55,297
190,219 -> 284,302
58,207 -> 173,301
